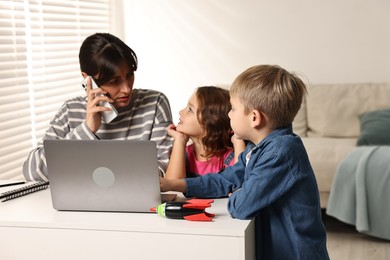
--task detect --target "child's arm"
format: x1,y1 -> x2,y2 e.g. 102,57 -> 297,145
231,135 -> 246,163
165,124 -> 189,179
160,177 -> 186,193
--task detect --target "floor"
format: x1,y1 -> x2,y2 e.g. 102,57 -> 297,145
322,210 -> 390,260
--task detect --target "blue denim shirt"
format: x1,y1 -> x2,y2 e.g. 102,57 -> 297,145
186,125 -> 329,260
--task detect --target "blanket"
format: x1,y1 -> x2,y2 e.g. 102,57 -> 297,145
326,146 -> 390,240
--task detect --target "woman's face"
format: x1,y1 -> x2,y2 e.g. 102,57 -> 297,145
176,92 -> 203,138
99,65 -> 135,109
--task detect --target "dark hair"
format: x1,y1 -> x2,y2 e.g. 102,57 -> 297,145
196,86 -> 233,158
79,33 -> 138,86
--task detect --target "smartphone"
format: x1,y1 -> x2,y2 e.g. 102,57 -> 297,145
81,76 -> 118,123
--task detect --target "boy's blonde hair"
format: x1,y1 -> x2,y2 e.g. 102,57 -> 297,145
230,65 -> 307,130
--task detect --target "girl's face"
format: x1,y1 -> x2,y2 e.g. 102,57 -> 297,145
176,92 -> 203,138
99,65 -> 135,109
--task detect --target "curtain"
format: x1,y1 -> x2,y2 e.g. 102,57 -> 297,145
0,0 -> 113,180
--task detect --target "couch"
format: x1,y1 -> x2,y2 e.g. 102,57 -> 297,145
292,83 -> 390,208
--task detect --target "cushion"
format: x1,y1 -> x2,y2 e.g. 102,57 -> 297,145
357,109 -> 390,146
292,94 -> 307,137
306,83 -> 390,138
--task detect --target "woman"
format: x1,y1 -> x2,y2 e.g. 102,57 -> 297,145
23,33 -> 173,181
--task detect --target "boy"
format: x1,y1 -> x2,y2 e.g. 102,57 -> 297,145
161,65 -> 329,259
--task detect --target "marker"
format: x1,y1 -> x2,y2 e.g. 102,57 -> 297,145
151,199 -> 215,221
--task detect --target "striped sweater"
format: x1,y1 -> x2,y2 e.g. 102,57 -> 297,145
23,89 -> 173,181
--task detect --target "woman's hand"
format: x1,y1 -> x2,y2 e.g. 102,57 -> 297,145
85,77 -> 113,133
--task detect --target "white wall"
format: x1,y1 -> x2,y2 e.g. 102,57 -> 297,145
124,0 -> 390,123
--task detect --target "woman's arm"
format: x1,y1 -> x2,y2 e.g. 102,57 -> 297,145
23,98 -> 98,181
148,92 -> 174,173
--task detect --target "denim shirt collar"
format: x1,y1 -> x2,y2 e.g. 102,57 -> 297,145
245,124 -> 293,164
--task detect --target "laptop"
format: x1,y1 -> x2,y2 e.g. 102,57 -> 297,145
44,139 -> 175,213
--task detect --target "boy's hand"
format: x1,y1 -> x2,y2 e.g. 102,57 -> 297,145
231,133 -> 246,163
231,133 -> 245,148
160,177 -> 186,193
228,188 -> 241,197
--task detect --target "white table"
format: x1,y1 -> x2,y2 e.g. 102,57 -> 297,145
0,189 -> 254,260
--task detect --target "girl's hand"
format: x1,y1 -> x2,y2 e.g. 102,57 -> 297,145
85,77 -> 113,133
160,176 -> 170,192
167,124 -> 189,144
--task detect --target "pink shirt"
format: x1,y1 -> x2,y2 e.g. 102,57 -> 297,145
186,144 -> 234,177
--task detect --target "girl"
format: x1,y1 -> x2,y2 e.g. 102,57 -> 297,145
165,86 -> 246,179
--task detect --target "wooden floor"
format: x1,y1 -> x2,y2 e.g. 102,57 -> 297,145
322,210 -> 390,260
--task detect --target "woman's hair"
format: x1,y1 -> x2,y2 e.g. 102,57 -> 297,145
230,64 -> 307,130
79,33 -> 138,86
195,86 -> 233,158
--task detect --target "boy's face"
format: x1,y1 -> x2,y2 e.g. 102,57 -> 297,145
228,95 -> 251,141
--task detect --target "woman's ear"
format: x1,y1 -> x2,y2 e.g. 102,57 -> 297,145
81,72 -> 87,78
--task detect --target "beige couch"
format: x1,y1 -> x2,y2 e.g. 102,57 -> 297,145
293,83 -> 390,208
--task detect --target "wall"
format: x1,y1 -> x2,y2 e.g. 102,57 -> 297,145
124,0 -> 390,123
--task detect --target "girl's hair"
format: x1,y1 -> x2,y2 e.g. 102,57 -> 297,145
78,33 -> 138,86
230,65 -> 307,130
195,86 -> 233,158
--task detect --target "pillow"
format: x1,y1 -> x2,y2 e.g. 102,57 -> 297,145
357,109 -> 390,146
